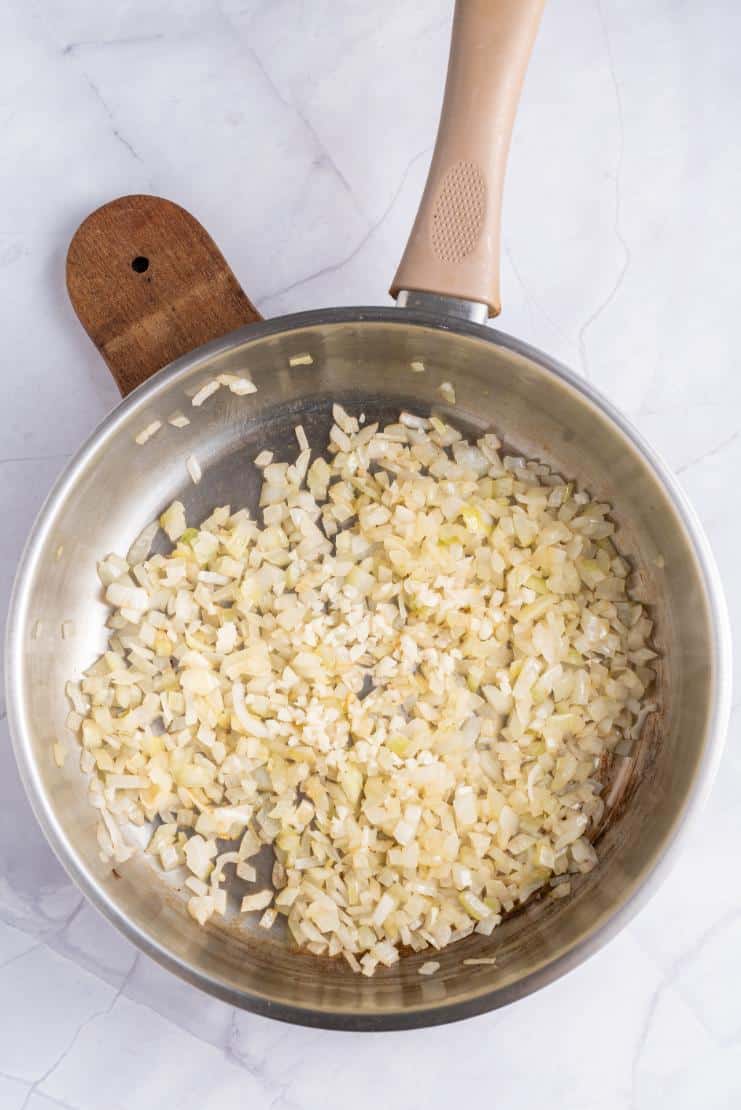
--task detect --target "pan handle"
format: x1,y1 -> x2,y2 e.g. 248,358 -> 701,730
390,0 -> 545,319
67,195 -> 262,397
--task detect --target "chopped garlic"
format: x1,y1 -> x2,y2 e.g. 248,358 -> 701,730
289,353 -> 313,367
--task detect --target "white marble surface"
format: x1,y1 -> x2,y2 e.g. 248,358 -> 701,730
1,0 -> 739,1105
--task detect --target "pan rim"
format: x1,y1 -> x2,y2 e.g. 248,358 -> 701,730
5,306 -> 732,1030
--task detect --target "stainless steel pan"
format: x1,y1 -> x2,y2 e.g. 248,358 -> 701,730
6,0 -> 731,1030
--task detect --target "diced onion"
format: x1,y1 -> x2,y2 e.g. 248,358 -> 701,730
65,404 -> 656,974
228,377 -> 257,395
191,379 -> 221,407
241,890 -> 273,912
135,420 -> 162,445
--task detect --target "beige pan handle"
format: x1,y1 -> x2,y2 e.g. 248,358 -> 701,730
391,0 -> 545,318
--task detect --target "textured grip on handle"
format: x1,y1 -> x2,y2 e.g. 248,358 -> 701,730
66,195 -> 262,396
390,0 -> 545,317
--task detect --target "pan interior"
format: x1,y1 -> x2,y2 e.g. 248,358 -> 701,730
9,313 -> 719,1027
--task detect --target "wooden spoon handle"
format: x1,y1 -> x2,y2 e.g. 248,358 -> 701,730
66,194 -> 262,397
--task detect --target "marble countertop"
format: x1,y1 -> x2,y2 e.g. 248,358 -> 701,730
2,0 -> 739,1106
